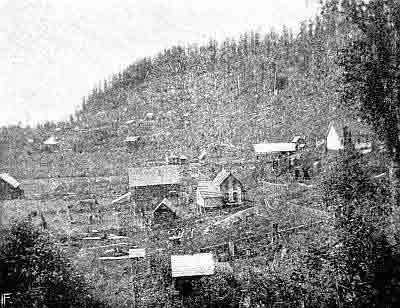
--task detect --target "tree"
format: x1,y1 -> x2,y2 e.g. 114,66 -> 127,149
0,220 -> 108,308
335,0 -> 400,233
319,147 -> 400,307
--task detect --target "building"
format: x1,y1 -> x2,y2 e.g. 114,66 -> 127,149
196,169 -> 244,210
326,122 -> 373,154
212,169 -> 244,205
128,165 -> 182,210
196,181 -> 223,210
0,173 -> 24,200
253,142 -> 296,160
111,192 -> 132,207
291,136 -> 306,151
138,113 -> 157,130
152,198 -> 179,226
171,253 -> 215,279
125,136 -> 143,152
42,136 -> 59,152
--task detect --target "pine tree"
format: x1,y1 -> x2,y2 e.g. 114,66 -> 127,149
335,0 -> 400,237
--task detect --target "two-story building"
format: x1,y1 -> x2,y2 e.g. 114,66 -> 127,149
196,169 -> 244,211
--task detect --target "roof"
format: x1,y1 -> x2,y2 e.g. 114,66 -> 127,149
212,169 -> 231,186
125,136 -> 140,142
253,143 -> 296,154
128,248 -> 146,258
212,169 -> 242,187
326,124 -> 344,151
291,136 -> 303,143
128,165 -> 181,187
215,262 -> 233,274
145,112 -> 154,119
0,173 -> 20,188
43,136 -> 58,145
197,181 -> 222,198
152,198 -> 178,215
198,150 -> 207,160
111,192 -> 132,204
171,253 -> 215,278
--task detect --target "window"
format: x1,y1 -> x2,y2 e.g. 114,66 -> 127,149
233,192 -> 238,202
224,192 -> 229,201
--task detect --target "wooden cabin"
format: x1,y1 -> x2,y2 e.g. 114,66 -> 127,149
326,122 -> 374,154
253,142 -> 296,161
213,169 -> 244,205
196,169 -> 244,210
128,165 -> 182,211
152,198 -> 179,226
196,181 -> 223,210
171,253 -> 215,296
42,136 -> 59,152
125,136 -> 143,152
0,173 -> 24,200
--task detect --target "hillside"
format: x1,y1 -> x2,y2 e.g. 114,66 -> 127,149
0,9 -> 365,180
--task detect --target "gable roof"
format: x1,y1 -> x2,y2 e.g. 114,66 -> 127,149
212,169 -> 242,187
125,136 -> 140,143
0,173 -> 20,188
291,136 -> 303,143
171,253 -> 215,278
198,150 -> 207,160
111,192 -> 132,205
152,198 -> 178,215
253,143 -> 296,154
197,181 -> 222,199
128,165 -> 181,187
326,124 -> 344,151
43,136 -> 58,145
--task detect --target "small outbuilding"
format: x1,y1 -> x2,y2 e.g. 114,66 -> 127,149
0,173 -> 24,200
152,198 -> 179,226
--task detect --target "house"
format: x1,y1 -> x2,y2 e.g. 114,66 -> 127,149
291,136 -> 306,151
0,173 -> 24,200
111,192 -> 132,206
179,155 -> 188,165
196,169 -> 244,210
171,253 -> 215,279
213,169 -> 244,205
198,150 -> 207,162
125,136 -> 143,152
196,181 -> 223,210
152,198 -> 179,225
326,122 -> 373,154
138,113 -> 156,130
253,143 -> 296,160
128,165 -> 182,210
42,136 -> 59,152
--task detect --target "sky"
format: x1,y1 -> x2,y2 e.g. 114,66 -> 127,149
0,0 -> 321,127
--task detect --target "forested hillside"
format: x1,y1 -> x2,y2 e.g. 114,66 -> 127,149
1,2 -> 361,178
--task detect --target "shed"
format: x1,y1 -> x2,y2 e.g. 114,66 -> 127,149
42,136 -> 59,152
0,173 -> 24,200
196,181 -> 223,209
198,150 -> 207,161
152,198 -> 179,225
171,253 -> 215,278
253,143 -> 296,155
111,192 -> 132,205
125,136 -> 143,152
128,165 -> 181,188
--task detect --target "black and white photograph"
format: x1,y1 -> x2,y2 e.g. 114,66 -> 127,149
1,0 -> 400,307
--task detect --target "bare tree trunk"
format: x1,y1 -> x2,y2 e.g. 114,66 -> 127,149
390,153 -> 400,240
